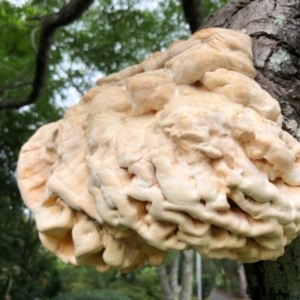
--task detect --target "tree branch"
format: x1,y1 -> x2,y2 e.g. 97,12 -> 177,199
181,0 -> 205,33
0,82 -> 31,90
0,0 -> 94,110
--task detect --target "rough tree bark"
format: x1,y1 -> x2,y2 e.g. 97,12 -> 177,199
200,0 -> 300,299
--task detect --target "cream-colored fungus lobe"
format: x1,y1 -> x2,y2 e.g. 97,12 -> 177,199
17,28 -> 300,271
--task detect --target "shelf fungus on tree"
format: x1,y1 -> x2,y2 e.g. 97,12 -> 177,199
17,28 -> 300,272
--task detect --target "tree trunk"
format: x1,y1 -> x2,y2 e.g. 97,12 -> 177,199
201,0 -> 300,299
179,250 -> 194,300
157,253 -> 180,300
157,250 -> 194,300
157,264 -> 175,300
237,263 -> 248,299
244,239 -> 300,299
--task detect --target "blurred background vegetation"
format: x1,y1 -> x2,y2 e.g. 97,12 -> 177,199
0,0 -> 247,299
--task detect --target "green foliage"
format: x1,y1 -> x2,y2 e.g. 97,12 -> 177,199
52,289 -> 130,300
136,267 -> 163,299
212,259 -> 241,296
58,265 -> 118,291
57,264 -> 163,300
0,108 -> 62,299
201,274 -> 214,298
49,0 -> 190,102
0,277 -> 12,300
108,280 -> 149,300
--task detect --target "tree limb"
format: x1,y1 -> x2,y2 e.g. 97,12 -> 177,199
0,0 -> 94,110
181,0 -> 205,33
0,82 -> 31,90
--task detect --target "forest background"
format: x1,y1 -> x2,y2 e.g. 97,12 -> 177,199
0,0 -> 249,299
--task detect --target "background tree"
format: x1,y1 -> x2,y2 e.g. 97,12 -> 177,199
156,250 -> 194,300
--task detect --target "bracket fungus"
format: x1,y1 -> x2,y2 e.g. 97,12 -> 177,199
17,28 -> 300,272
